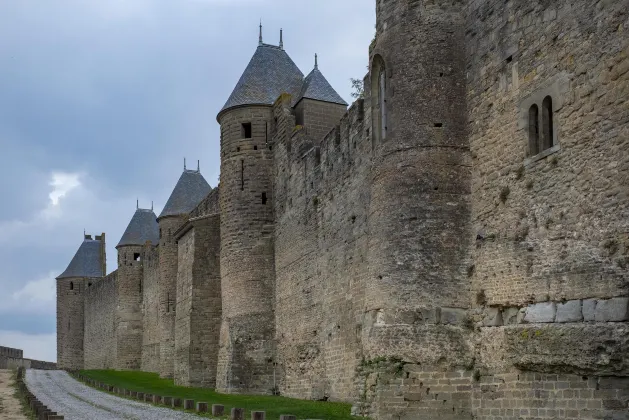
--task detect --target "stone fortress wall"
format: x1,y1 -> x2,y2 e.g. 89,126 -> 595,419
59,0 -> 629,418
0,346 -> 56,370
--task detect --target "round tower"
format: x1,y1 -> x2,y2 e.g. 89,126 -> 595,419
157,166 -> 211,378
115,205 -> 159,370
56,233 -> 106,370
215,27 -> 302,394
364,0 -> 472,363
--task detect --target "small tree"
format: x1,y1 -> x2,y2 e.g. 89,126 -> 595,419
350,78 -> 364,99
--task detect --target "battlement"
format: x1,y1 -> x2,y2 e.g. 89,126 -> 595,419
0,346 -> 23,359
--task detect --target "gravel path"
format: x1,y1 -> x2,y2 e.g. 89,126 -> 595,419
25,369 -> 201,420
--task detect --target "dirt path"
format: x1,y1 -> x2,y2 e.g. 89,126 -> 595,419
0,369 -> 28,420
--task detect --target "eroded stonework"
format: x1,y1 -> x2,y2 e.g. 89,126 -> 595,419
57,0 -> 629,418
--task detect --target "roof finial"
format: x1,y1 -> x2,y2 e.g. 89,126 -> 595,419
279,28 -> 283,50
137,198 -> 139,209
259,20 -> 263,46
184,157 -> 187,170
197,160 -> 200,172
314,53 -> 318,70
151,201 -> 154,211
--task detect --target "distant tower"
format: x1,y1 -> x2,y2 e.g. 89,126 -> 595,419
365,0 -> 471,361
157,166 -> 210,378
215,26 -> 304,394
56,233 -> 106,370
115,205 -> 159,370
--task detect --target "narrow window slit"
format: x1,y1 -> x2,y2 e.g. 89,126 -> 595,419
240,159 -> 244,191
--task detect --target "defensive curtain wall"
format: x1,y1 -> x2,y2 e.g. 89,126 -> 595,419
0,346 -> 56,370
57,1 -> 629,419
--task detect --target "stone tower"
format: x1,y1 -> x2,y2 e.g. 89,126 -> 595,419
157,166 -> 211,378
56,233 -> 106,370
215,28 -> 302,394
115,205 -> 159,370
364,0 -> 472,364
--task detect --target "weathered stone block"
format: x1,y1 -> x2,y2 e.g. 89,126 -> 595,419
440,308 -> 467,325
231,407 -> 245,420
212,404 -> 225,416
279,416 -> 296,420
482,308 -> 503,326
172,397 -> 182,408
556,300 -> 582,323
153,395 -> 162,404
162,396 -> 173,406
184,399 -> 195,410
583,299 -> 597,321
502,307 -> 520,325
595,298 -> 629,322
523,302 -> 556,323
136,392 -> 144,401
197,402 -> 208,412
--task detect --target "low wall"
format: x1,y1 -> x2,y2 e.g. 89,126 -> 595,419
0,345 -> 56,370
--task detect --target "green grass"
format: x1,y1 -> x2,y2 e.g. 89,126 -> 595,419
79,370 -> 359,420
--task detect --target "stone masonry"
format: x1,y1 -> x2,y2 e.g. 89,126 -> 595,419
57,1 -> 629,418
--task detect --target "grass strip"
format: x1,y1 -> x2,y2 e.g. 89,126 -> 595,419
79,370 -> 360,420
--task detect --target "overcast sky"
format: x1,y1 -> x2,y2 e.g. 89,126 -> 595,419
0,0 -> 375,362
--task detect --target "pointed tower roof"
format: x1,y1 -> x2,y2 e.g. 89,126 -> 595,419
295,55 -> 348,106
116,208 -> 159,248
219,43 -> 304,119
158,169 -> 211,220
57,237 -> 105,279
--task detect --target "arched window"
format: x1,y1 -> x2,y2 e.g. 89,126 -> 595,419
70,281 -> 74,290
528,104 -> 539,156
542,96 -> 554,150
371,55 -> 387,146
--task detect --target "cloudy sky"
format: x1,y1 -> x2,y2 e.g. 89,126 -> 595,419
0,0 -> 375,362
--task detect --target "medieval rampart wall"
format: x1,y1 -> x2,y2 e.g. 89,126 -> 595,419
174,213 -> 221,387
141,243 -> 160,373
273,93 -> 372,401
84,272 -> 117,369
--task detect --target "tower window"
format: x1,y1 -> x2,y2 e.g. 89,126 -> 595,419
542,96 -> 554,151
262,192 -> 267,205
134,253 -> 141,261
528,104 -> 539,156
242,123 -> 252,139
70,281 -> 74,290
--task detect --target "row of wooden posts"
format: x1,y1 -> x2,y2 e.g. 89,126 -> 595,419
15,367 -> 65,419
71,372 -> 297,420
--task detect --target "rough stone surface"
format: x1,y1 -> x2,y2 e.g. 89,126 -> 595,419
556,300 -> 583,323
583,299 -> 597,322
482,308 -> 503,327
595,298 -> 629,322
522,302 -> 556,323
441,308 -> 469,326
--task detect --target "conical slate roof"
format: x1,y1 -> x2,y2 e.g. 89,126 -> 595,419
296,66 -> 348,106
57,238 -> 104,279
219,43 -> 304,118
116,208 -> 159,248
158,169 -> 211,219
